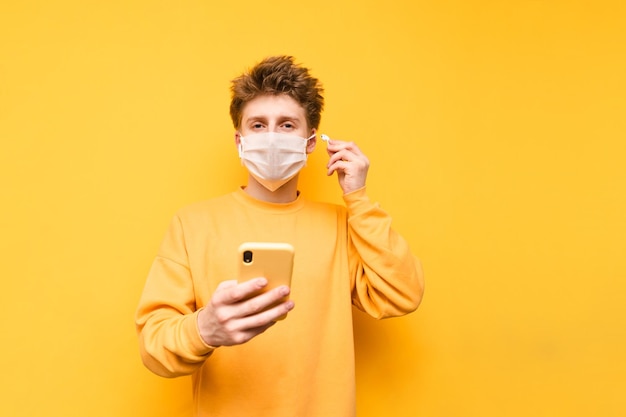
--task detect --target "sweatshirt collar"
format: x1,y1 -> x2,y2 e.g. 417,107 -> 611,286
232,187 -> 306,213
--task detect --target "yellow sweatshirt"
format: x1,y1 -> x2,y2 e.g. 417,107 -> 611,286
135,187 -> 424,417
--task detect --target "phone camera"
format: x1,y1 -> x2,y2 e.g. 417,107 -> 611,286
243,250 -> 253,264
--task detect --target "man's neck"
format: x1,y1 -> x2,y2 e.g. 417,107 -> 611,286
243,175 -> 300,203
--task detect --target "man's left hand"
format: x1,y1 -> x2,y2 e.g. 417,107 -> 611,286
326,139 -> 370,194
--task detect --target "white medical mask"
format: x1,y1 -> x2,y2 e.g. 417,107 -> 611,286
238,132 -> 315,191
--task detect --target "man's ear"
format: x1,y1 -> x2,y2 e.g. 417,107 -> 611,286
234,131 -> 241,146
306,128 -> 317,154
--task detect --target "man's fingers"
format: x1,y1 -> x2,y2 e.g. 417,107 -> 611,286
326,141 -> 368,170
326,140 -> 364,157
215,280 -> 238,290
213,279 -> 290,318
214,278 -> 268,304
239,285 -> 291,317
200,280 -> 294,347
237,299 -> 295,330
228,321 -> 278,345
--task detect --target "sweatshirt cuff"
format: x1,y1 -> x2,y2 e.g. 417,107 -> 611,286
185,309 -> 217,356
342,186 -> 377,217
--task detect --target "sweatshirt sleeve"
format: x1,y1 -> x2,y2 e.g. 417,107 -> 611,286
135,215 -> 215,378
344,187 -> 425,319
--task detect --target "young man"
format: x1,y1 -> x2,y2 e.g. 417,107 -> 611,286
135,55 -> 424,417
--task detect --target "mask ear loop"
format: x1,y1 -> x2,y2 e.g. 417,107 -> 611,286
237,134 -> 245,158
302,133 -> 317,156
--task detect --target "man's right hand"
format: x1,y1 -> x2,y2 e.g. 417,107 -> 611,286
197,278 -> 294,347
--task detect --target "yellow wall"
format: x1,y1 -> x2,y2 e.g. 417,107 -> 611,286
1,1 -> 625,416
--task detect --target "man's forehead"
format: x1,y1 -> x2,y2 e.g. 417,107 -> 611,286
242,95 -> 306,120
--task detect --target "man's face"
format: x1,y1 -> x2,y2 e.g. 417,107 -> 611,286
236,94 -> 316,153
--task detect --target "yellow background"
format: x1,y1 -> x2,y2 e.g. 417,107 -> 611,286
1,1 -> 625,416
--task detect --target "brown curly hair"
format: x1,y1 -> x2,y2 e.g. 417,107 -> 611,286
229,55 -> 324,130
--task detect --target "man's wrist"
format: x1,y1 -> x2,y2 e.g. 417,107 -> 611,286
194,309 -> 219,353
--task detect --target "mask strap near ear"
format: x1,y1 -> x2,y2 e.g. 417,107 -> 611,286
238,134 -> 245,158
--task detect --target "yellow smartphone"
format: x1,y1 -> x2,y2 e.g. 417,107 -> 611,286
237,242 -> 295,318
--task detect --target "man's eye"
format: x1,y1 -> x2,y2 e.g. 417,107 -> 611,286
282,123 -> 294,129
252,123 -> 264,129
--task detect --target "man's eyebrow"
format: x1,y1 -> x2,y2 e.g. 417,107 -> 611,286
275,114 -> 303,123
